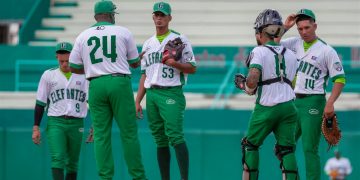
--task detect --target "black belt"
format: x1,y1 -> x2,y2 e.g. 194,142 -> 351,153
57,115 -> 82,119
150,85 -> 182,89
295,93 -> 325,99
88,73 -> 128,81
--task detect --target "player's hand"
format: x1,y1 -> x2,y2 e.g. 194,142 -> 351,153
32,126 -> 41,145
161,51 -> 170,63
163,57 -> 177,67
284,14 -> 297,30
85,127 -> 94,143
136,102 -> 143,119
323,102 -> 335,119
329,169 -> 338,178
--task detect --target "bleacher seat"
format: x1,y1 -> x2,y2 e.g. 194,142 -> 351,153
30,0 -> 360,46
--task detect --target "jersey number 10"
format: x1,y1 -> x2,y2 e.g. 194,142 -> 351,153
87,35 -> 118,64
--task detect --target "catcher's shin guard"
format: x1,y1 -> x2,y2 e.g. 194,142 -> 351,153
241,138 -> 259,180
274,144 -> 299,180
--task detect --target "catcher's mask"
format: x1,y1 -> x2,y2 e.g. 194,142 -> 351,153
254,9 -> 285,38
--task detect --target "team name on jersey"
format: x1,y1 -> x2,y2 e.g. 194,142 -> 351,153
145,52 -> 163,67
50,88 -> 87,104
297,60 -> 322,80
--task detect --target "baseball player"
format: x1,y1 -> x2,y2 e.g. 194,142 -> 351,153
135,2 -> 196,180
236,9 -> 299,180
68,1 -> 147,179
324,150 -> 352,180
32,42 -> 88,180
279,9 -> 346,180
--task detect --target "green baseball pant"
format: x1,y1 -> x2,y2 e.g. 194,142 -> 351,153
243,100 -> 299,180
146,86 -> 186,147
46,116 -> 84,173
295,95 -> 326,180
88,75 -> 146,180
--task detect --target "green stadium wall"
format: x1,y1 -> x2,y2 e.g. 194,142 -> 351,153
1,45 -> 360,92
0,109 -> 359,180
0,0 -> 39,20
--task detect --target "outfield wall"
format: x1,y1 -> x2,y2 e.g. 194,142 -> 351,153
1,45 -> 360,93
0,109 -> 359,180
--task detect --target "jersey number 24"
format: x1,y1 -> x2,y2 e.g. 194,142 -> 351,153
87,35 -> 118,64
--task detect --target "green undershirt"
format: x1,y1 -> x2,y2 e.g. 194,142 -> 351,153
335,77 -> 346,84
157,30 -> 171,43
61,69 -> 72,80
303,39 -> 318,52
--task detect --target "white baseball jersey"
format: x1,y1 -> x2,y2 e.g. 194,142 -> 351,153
141,30 -> 196,88
70,22 -> 139,79
281,37 -> 345,94
249,43 -> 297,106
36,68 -> 89,118
324,157 -> 352,179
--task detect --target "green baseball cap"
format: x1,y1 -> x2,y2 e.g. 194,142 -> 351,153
296,9 -> 316,21
55,42 -> 72,53
94,0 -> 118,15
153,2 -> 171,15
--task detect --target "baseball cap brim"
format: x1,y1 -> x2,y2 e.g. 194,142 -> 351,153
153,10 -> 169,15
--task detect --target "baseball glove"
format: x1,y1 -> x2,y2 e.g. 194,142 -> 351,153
162,37 -> 186,63
322,114 -> 341,151
234,73 -> 246,90
85,127 -> 94,144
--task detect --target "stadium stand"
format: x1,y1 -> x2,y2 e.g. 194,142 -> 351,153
31,0 -> 360,46
1,0 -> 360,179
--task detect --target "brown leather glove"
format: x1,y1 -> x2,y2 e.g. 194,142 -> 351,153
322,114 -> 341,151
162,37 -> 186,63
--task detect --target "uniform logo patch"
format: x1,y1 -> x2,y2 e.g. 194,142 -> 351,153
309,109 -> 319,115
76,81 -> 81,85
166,98 -> 176,105
311,56 -> 317,61
79,128 -> 84,133
334,62 -> 343,71
183,51 -> 193,61
96,26 -> 105,30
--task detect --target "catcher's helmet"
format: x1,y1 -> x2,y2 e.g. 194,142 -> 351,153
254,9 -> 285,37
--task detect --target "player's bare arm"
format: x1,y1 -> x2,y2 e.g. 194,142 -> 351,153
164,59 -> 196,74
284,14 -> 297,30
130,51 -> 146,69
135,74 -> 147,119
324,82 -> 345,118
70,67 -> 85,74
275,13 -> 297,43
246,68 -> 260,89
130,60 -> 141,69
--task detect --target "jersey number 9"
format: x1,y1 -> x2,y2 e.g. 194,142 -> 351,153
75,103 -> 80,113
